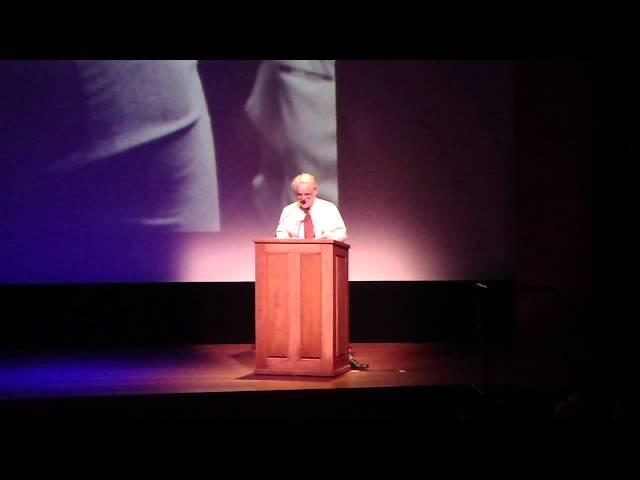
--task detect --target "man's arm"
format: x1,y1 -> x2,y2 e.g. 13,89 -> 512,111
275,223 -> 291,239
275,205 -> 300,238
324,204 -> 347,242
326,227 -> 347,242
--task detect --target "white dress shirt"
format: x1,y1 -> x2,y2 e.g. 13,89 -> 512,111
275,197 -> 347,242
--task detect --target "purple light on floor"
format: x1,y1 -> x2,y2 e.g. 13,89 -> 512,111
0,348 -> 217,400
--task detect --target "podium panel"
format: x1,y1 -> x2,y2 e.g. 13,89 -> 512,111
254,239 -> 350,376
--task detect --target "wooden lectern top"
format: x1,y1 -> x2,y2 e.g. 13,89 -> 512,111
253,238 -> 350,249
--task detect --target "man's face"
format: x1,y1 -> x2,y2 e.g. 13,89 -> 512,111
295,183 -> 317,209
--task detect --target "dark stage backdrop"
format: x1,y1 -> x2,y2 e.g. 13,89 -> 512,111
1,281 -> 515,347
0,60 -> 514,283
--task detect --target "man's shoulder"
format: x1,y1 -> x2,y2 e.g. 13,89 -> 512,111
280,202 -> 300,217
314,198 -> 338,209
282,201 -> 298,211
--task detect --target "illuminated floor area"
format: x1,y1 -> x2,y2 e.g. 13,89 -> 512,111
0,343 -> 575,422
0,343 -> 508,399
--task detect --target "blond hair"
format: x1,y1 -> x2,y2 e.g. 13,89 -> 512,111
290,173 -> 317,191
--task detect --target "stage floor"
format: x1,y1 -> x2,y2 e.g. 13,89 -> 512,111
0,342 -> 507,400
2,343 -> 580,423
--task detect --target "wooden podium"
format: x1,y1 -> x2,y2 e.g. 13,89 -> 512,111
254,238 -> 351,376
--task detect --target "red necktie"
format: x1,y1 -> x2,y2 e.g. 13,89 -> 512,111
304,211 -> 314,239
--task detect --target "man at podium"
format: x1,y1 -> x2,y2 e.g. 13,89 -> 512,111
275,173 -> 346,241
273,173 -> 368,370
